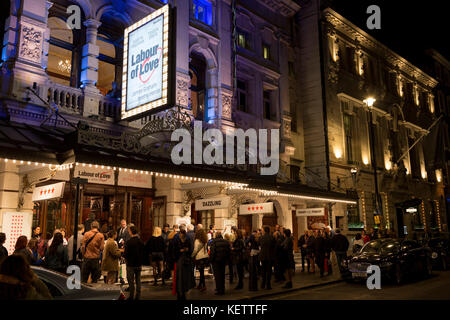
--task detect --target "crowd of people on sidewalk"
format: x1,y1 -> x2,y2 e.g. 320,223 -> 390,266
0,214 -> 391,300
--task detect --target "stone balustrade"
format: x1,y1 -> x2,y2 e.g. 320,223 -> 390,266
98,96 -> 121,119
47,83 -> 83,114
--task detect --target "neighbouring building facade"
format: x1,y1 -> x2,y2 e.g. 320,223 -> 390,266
0,0 -> 358,249
296,0 -> 447,238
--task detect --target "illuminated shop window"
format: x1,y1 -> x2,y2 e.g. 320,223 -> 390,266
193,0 -> 213,26
347,204 -> 363,230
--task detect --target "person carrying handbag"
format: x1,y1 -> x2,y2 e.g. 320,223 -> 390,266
191,229 -> 209,292
81,221 -> 104,283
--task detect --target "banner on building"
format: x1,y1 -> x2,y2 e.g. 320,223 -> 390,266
0,212 -> 33,255
296,208 -> 325,217
195,196 -> 230,211
223,218 -> 237,235
239,202 -> 273,215
74,166 -> 115,185
32,182 -> 66,201
121,5 -> 171,120
175,217 -> 191,227
118,171 -> 152,188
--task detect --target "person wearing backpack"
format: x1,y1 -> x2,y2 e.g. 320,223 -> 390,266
191,228 -> 209,292
81,221 -> 104,283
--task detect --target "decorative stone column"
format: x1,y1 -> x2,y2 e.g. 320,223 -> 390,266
80,18 -> 101,116
1,0 -> 51,102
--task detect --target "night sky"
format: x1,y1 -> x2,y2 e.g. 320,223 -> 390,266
328,0 -> 449,65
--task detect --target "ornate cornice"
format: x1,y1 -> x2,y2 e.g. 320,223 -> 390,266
258,0 -> 301,17
323,8 -> 438,89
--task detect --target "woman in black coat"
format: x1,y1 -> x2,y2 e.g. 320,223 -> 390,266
247,231 -> 260,291
281,229 -> 295,288
44,233 -> 68,273
174,229 -> 195,300
231,229 -> 245,290
145,227 -> 166,286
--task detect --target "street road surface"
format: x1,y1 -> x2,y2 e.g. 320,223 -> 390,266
266,271 -> 450,300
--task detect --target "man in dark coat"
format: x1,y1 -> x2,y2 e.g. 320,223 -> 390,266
124,225 -> 144,300
258,226 -> 276,289
117,219 -> 131,249
330,228 -> 349,272
314,230 -> 326,277
298,230 -> 310,272
209,231 -> 231,295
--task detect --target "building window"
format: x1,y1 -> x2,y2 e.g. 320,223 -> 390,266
193,0 -> 213,26
343,113 -> 354,163
290,165 -> 300,183
200,210 -> 214,228
288,61 -> 295,77
97,36 -> 118,96
237,79 -> 248,112
237,29 -> 251,50
347,204 -> 363,230
263,90 -> 272,120
290,103 -> 297,133
262,43 -> 271,60
47,17 -> 75,87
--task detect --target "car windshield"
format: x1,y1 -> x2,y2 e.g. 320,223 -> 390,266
361,241 -> 397,254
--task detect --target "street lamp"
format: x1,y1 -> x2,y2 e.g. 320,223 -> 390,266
364,96 -> 382,227
364,97 -> 376,107
351,167 -> 358,189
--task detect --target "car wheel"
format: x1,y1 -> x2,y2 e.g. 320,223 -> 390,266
394,263 -> 403,285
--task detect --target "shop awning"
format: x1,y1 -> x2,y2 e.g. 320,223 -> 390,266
0,119 -> 357,204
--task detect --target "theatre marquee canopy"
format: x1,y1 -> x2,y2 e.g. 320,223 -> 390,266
121,4 -> 172,120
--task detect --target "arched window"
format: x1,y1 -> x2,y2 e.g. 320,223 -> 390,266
97,35 -> 118,96
47,17 -> 75,86
189,52 -> 207,120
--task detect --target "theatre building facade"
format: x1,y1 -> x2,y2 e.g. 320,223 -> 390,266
296,1 -> 448,238
0,0 -> 359,251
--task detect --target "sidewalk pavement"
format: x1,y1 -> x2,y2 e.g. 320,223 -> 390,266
125,267 -> 342,300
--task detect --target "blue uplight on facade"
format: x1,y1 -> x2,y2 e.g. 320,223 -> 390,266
193,0 -> 212,26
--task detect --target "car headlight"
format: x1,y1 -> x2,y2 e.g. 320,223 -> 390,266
432,252 -> 438,259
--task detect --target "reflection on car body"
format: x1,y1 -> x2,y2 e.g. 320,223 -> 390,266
31,266 -> 124,300
341,238 -> 432,285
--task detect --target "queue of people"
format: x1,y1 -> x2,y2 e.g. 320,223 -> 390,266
0,217 -> 384,300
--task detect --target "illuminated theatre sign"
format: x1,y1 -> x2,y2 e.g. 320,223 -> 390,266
121,5 -> 171,120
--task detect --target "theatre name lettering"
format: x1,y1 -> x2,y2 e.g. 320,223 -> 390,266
202,200 -> 222,208
74,166 -> 115,185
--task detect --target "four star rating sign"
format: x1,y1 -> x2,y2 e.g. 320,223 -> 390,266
239,202 -> 274,215
32,182 -> 65,202
39,187 -> 55,196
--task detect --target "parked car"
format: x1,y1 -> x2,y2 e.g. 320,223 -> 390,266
31,266 -> 125,300
341,238 -> 432,284
427,238 -> 449,270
